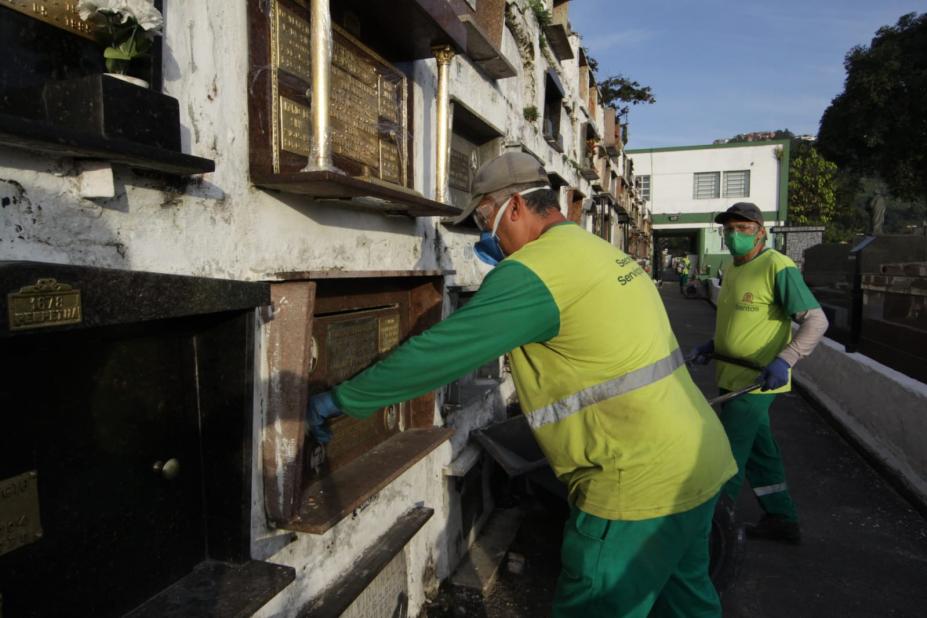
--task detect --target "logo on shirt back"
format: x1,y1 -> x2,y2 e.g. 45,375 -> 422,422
741,292 -> 754,303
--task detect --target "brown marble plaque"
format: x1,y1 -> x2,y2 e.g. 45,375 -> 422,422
0,1 -> 96,40
267,1 -> 408,184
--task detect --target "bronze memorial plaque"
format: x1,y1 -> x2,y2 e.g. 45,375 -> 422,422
275,4 -> 311,80
0,471 -> 42,558
0,1 -> 96,40
280,96 -> 311,157
269,1 -> 408,185
7,278 -> 82,331
325,316 -> 381,384
307,307 -> 405,475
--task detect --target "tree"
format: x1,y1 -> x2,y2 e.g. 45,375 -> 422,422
788,141 -> 838,225
598,74 -> 656,119
817,12 -> 927,202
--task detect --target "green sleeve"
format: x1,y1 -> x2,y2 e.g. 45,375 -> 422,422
333,261 -> 560,418
774,266 -> 821,316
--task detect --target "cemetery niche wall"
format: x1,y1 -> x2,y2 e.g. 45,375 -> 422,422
247,0 -> 466,216
262,271 -> 452,535
0,262 -> 293,618
0,0 -> 214,176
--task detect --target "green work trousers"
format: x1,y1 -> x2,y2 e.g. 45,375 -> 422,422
679,273 -> 689,292
718,391 -> 798,522
552,494 -> 721,618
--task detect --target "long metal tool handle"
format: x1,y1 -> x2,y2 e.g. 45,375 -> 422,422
708,382 -> 764,406
710,353 -> 764,372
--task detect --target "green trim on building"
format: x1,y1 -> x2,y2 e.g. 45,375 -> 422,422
652,211 -> 780,225
625,139 -> 791,155
777,140 -> 790,223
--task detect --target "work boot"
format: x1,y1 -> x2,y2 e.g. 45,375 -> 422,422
745,514 -> 801,544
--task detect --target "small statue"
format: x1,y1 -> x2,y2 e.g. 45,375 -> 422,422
867,192 -> 886,235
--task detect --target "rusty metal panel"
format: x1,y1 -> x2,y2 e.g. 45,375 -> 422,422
263,281 -> 315,524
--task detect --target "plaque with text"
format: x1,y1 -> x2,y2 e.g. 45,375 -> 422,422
7,278 -> 82,331
0,1 -> 96,40
250,0 -> 413,189
306,305 -> 407,479
0,471 -> 42,558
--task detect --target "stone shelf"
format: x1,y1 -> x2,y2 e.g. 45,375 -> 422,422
301,507 -> 434,616
0,112 -> 215,176
252,171 -> 460,217
544,23 -> 575,61
284,427 -> 453,535
124,560 -> 295,618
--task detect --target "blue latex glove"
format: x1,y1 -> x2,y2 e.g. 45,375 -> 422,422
689,340 -> 714,365
307,391 -> 342,444
759,358 -> 790,391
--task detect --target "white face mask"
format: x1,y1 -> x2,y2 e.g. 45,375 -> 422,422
473,186 -> 551,266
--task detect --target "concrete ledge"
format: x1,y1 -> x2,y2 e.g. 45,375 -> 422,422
793,337 -> 927,508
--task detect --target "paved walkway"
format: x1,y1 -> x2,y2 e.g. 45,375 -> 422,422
661,283 -> 927,618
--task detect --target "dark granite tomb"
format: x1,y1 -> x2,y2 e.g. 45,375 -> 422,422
0,262 -> 293,617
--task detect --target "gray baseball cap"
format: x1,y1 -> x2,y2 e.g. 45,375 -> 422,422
714,202 -> 764,225
451,151 -> 549,224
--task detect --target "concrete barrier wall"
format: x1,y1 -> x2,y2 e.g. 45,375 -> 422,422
793,337 -> 927,505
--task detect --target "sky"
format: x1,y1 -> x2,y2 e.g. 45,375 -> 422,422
568,0 -> 925,149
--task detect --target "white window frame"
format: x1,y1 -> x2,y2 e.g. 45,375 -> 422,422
723,170 -> 751,198
636,175 -> 651,201
693,172 -> 720,199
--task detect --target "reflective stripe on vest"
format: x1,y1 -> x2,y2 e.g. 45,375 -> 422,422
525,348 -> 686,430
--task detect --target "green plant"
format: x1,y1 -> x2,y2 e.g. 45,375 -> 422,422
78,0 -> 163,75
527,0 -> 552,29
523,105 -> 539,123
598,74 -> 656,119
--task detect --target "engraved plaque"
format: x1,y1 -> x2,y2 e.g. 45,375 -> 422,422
331,62 -> 380,168
325,316 -> 380,384
449,149 -> 471,192
0,471 -> 42,558
267,1 -> 409,184
275,4 -> 310,80
7,278 -> 82,331
0,1 -> 96,40
378,315 -> 400,353
280,96 -> 310,156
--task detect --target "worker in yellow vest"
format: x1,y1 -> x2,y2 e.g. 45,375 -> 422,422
678,254 -> 691,294
308,153 -> 736,616
691,202 -> 828,544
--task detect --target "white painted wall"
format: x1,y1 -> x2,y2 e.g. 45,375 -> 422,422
628,142 -> 785,218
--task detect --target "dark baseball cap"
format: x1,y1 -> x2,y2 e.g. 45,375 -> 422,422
451,152 -> 549,224
714,202 -> 764,225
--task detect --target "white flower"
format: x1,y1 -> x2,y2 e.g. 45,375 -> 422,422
77,0 -> 163,32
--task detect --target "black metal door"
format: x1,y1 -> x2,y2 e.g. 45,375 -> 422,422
0,323 -> 205,617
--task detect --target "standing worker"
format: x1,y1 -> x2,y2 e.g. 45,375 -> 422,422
678,253 -> 691,294
691,202 -> 828,544
308,153 -> 736,617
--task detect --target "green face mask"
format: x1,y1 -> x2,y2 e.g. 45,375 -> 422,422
724,230 -> 760,257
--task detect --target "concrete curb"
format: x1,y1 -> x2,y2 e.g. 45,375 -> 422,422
792,337 -> 927,517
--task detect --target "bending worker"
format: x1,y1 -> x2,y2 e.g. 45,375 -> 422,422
308,152 -> 736,617
691,202 -> 828,544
